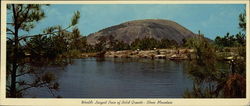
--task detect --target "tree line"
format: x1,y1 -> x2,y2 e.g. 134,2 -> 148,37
93,35 -> 179,52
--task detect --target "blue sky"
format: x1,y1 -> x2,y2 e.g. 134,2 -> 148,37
20,4 -> 245,39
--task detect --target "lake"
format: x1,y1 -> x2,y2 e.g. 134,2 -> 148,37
22,58 -> 229,98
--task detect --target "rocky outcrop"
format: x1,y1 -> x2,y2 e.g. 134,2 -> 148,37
87,19 -> 196,45
104,49 -> 195,60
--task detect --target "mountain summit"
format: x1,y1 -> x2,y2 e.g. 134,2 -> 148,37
87,19 -> 196,45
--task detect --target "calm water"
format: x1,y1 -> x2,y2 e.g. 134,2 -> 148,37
23,58 -> 227,98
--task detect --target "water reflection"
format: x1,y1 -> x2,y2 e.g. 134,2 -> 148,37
24,58 -> 189,98
12,57 -> 236,98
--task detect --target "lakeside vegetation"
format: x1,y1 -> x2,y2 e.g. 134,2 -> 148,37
6,4 -> 246,98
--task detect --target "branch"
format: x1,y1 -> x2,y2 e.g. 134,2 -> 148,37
19,33 -> 52,41
16,71 -> 32,77
7,33 -> 14,35
7,28 -> 15,35
7,23 -> 14,25
16,82 -> 47,93
18,26 -> 71,41
17,86 -> 33,93
45,83 -> 55,97
7,37 -> 14,42
17,6 -> 30,28
17,5 -> 23,14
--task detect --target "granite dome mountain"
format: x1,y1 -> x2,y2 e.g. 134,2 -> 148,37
87,19 -> 196,45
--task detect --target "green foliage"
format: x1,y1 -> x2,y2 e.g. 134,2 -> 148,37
131,37 -> 154,50
215,10 -> 246,48
69,28 -> 87,51
7,4 -> 52,98
92,35 -> 131,52
130,37 -> 178,50
183,32 -> 246,98
94,36 -> 108,52
71,11 -> 80,26
42,25 -> 61,34
7,4 -> 48,32
7,40 -> 25,61
236,45 -> 246,58
183,83 -> 216,98
158,38 -> 178,48
215,32 -> 245,47
235,32 -> 246,46
7,4 -> 82,97
113,40 -> 130,51
185,34 -> 217,64
62,49 -> 82,58
26,35 -> 51,57
26,28 -> 87,58
239,10 -> 246,32
184,32 -> 246,98
89,36 -> 179,52
104,35 -> 130,51
130,38 -> 141,50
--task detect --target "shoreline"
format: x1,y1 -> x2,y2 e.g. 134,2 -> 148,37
104,49 -> 194,60
79,48 -> 243,61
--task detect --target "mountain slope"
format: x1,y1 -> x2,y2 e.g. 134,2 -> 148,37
87,19 -> 196,45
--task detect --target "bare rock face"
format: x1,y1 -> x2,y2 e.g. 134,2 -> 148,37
87,19 -> 196,45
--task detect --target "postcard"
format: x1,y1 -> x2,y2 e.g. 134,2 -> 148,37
0,0 -> 249,106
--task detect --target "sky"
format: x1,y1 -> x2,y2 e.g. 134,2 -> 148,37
15,4 -> 246,40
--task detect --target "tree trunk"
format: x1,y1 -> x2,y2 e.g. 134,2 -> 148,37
10,4 -> 18,97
